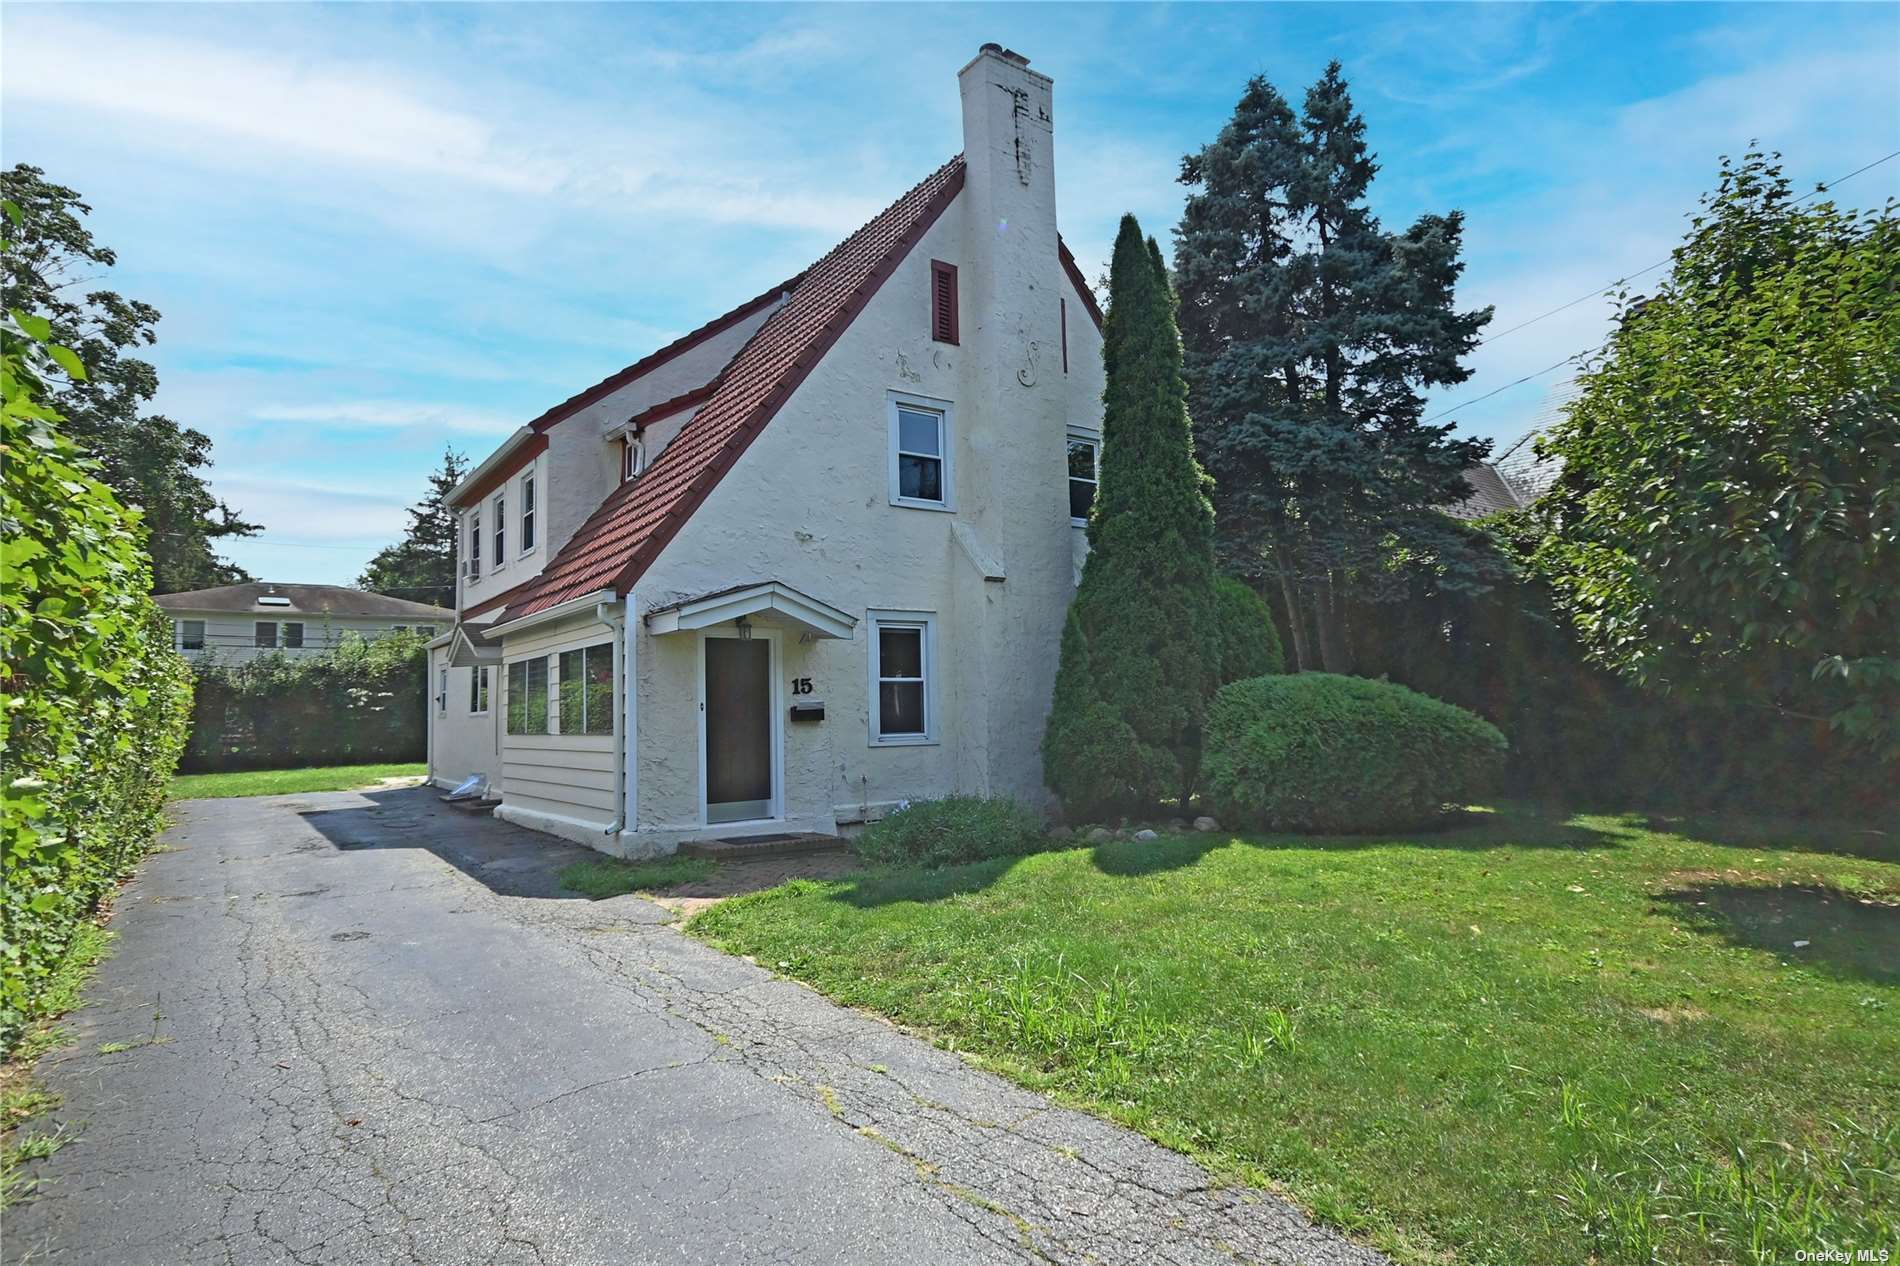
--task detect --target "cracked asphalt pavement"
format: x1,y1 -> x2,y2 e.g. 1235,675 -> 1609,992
4,788 -> 1388,1266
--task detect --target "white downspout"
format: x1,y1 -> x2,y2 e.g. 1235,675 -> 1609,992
596,599 -> 631,840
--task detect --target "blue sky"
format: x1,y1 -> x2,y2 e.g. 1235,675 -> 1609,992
5,2 -> 1896,587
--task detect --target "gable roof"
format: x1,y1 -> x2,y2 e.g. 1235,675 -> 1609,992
480,154 -> 968,624
155,583 -> 453,620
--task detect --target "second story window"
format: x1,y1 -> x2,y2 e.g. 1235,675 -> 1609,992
283,622 -> 305,649
1067,432 -> 1099,524
467,510 -> 481,582
177,620 -> 205,651
622,435 -> 645,482
492,493 -> 506,566
888,396 -> 953,511
254,621 -> 277,649
520,473 -> 536,551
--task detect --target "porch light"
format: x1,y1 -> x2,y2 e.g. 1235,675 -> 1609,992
734,616 -> 753,640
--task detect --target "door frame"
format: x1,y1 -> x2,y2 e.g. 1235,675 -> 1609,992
696,626 -> 784,826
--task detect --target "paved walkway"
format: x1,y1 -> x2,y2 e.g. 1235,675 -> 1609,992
4,788 -> 1386,1266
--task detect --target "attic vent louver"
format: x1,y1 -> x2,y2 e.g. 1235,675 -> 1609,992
930,260 -> 958,345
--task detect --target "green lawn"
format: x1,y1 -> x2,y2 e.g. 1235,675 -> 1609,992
169,762 -> 427,799
559,856 -> 716,899
690,806 -> 1899,1265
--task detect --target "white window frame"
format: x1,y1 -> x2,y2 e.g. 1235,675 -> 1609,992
867,610 -> 937,746
491,492 -> 506,568
438,666 -> 449,716
519,471 -> 537,552
622,435 -> 646,482
176,619 -> 205,651
282,621 -> 305,649
886,393 -> 954,512
254,621 -> 278,649
469,665 -> 491,715
466,509 -> 481,581
1067,428 -> 1100,527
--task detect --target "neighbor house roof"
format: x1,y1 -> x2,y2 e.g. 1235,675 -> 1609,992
1445,464 -> 1524,521
476,154 -> 969,624
154,583 -> 454,620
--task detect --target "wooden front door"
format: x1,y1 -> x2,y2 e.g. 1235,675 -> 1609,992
704,636 -> 773,823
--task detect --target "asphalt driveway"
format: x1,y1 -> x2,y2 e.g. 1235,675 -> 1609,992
4,788 -> 1385,1266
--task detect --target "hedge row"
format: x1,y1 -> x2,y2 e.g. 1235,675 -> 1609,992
2,318 -> 193,1055
183,632 -> 429,773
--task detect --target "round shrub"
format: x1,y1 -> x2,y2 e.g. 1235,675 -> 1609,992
1213,576 -> 1285,682
851,795 -> 1049,868
1201,674 -> 1507,833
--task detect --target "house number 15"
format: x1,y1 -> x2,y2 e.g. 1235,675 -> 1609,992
791,677 -> 814,695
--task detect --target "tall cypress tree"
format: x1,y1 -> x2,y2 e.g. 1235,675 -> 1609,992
1042,215 -> 1221,816
357,447 -> 467,604
1174,65 -> 1494,672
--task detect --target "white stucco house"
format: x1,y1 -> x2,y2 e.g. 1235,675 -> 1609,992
157,582 -> 452,665
427,46 -> 1107,855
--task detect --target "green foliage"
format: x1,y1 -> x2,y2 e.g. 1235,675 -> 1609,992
1213,576 -> 1285,682
182,632 -> 429,772
694,808 -> 1900,1265
851,795 -> 1049,869
1043,215 -> 1222,816
357,447 -> 467,604
170,762 -> 426,800
1539,152 -> 1900,760
558,856 -> 716,899
1173,66 -> 1497,673
1,285 -> 192,1056
1,165 -> 257,593
1202,673 -> 1506,832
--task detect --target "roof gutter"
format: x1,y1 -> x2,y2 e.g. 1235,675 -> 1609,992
447,426 -> 533,507
483,588 -> 617,639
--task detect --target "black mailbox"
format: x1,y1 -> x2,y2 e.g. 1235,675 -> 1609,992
789,701 -> 826,722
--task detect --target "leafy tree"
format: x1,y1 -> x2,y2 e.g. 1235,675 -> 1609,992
357,447 -> 467,604
1173,65 -> 1496,672
1539,152 -> 1900,758
1042,216 -> 1222,816
1,164 -> 258,593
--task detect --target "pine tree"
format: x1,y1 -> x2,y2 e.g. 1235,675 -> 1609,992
1042,215 -> 1222,816
1174,65 -> 1495,672
357,448 -> 467,604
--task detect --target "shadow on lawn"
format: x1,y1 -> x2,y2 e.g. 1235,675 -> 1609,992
1630,810 -> 1899,865
1655,882 -> 1900,985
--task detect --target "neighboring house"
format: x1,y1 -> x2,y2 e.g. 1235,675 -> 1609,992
1447,382 -> 1575,520
429,46 -> 1107,855
156,583 -> 453,665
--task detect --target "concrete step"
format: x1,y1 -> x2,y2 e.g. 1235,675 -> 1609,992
679,832 -> 848,862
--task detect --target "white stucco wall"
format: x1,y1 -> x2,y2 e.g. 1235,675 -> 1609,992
427,647 -> 503,790
169,612 -> 447,667
622,50 -> 1106,846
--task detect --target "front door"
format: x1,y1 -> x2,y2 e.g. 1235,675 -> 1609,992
704,635 -> 774,823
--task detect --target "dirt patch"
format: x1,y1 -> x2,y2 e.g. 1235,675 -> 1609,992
1636,1004 -> 1710,1024
652,852 -> 863,916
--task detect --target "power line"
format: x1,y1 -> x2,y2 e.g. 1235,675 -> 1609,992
1430,148 -> 1900,423
1474,149 -> 1898,353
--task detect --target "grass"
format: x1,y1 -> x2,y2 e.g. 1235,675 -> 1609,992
1,922 -> 115,1210
690,805 -> 1899,1265
169,762 -> 427,799
558,855 -> 717,899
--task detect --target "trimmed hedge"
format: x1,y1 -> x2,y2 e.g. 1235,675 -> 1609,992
852,795 -> 1050,869
183,632 -> 428,773
1202,673 -> 1507,833
1213,575 -> 1285,682
2,318 -> 193,1054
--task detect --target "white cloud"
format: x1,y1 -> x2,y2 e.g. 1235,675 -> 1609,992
251,401 -> 521,436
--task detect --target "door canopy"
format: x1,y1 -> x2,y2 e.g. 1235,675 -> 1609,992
643,581 -> 856,640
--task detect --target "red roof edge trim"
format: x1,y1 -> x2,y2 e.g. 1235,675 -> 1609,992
627,381 -> 718,431
1057,237 -> 1105,331
607,163 -> 968,599
460,571 -> 550,619
449,434 -> 549,510
525,276 -> 799,436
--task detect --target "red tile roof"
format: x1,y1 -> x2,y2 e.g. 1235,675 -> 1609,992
486,155 -> 968,623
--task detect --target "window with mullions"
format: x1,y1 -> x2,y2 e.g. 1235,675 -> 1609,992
869,613 -> 935,744
507,657 -> 549,735
470,665 -> 491,714
1067,433 -> 1098,523
888,398 -> 952,509
557,643 -> 614,735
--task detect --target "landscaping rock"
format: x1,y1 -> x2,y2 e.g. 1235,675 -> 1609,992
1086,827 -> 1114,844
1193,816 -> 1221,832
1133,829 -> 1159,842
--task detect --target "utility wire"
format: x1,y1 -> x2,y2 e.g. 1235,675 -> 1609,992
1430,148 -> 1900,424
